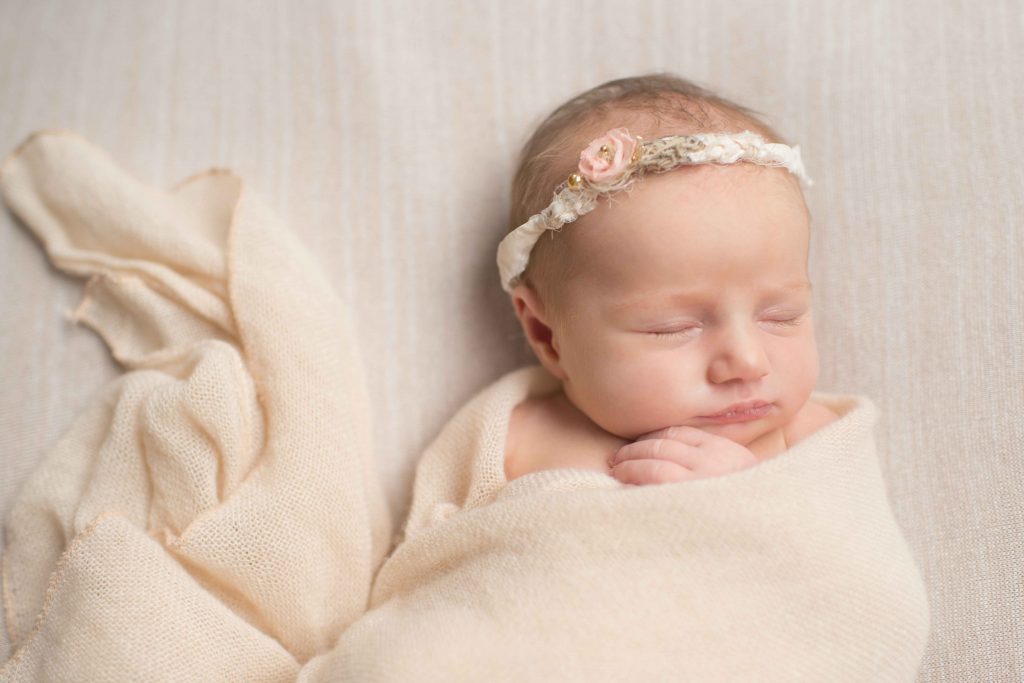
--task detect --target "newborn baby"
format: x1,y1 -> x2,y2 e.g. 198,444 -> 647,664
500,76 -> 839,486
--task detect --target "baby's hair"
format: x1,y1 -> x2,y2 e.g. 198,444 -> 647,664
508,72 -> 790,325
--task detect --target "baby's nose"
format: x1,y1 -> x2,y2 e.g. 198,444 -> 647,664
706,325 -> 770,384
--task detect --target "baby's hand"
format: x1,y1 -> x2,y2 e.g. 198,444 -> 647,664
607,426 -> 758,486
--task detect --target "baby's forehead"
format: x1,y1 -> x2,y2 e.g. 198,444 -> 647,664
546,120 -> 810,297
563,180 -> 810,298
579,166 -> 808,244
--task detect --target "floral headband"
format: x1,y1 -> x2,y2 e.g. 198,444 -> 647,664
496,127 -> 814,293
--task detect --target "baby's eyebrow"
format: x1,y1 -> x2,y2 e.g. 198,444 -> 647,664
608,281 -> 812,312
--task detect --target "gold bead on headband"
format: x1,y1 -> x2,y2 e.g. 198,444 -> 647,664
496,127 -> 814,294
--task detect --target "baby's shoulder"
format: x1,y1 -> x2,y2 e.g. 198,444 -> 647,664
785,397 -> 841,447
503,393 -> 569,482
504,391 -> 624,482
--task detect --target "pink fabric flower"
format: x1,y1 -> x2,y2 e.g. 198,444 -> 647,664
577,127 -> 638,184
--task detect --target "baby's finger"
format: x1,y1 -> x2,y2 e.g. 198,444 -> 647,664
610,458 -> 698,486
609,438 -> 701,470
635,425 -> 708,446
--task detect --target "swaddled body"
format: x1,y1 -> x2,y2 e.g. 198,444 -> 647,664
331,107 -> 930,673
311,74 -> 930,680
303,364 -> 932,682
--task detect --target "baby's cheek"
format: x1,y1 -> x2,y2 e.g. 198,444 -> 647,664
773,342 -> 820,429
795,339 -> 820,392
593,359 -> 686,437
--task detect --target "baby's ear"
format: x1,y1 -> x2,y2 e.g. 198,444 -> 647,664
509,283 -> 568,380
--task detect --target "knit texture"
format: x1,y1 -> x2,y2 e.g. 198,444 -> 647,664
0,130 -> 392,680
301,364 -> 932,681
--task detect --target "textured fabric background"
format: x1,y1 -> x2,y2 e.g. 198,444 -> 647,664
0,0 -> 1020,678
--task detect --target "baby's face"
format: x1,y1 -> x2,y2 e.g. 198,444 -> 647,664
548,162 -> 818,445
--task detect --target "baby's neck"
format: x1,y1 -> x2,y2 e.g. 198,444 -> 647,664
745,427 -> 789,462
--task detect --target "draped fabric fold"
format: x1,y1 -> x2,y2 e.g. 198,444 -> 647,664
0,130 -> 392,680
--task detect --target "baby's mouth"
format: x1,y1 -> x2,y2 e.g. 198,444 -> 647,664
699,401 -> 773,423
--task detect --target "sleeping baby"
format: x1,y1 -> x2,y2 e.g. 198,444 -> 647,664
499,73 -> 840,487
324,74 -> 928,680
0,76 -> 930,681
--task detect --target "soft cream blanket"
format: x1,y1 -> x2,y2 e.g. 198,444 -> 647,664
0,130 -> 392,680
301,364 -> 932,681
1,131 -> 930,681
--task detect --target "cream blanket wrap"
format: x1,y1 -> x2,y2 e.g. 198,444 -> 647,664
300,365 -> 932,681
1,131 -> 931,681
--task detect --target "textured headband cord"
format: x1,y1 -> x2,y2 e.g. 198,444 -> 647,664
496,127 -> 813,294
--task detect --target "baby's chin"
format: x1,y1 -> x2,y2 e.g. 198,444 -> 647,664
622,410 -> 784,444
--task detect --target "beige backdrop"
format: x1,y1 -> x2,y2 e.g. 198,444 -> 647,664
1,1 -> 1021,679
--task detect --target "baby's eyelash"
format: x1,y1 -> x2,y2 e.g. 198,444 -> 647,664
649,327 -> 699,338
648,315 -> 805,337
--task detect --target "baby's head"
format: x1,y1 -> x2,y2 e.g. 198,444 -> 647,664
502,73 -> 818,445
